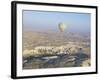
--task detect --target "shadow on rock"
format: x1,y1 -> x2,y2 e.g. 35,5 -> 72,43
23,53 -> 90,69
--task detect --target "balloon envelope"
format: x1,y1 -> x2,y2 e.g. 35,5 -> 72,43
58,23 -> 67,32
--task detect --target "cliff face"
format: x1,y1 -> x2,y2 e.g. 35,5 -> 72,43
23,44 -> 83,57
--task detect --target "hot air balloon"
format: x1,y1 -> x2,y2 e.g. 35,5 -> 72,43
58,22 -> 67,32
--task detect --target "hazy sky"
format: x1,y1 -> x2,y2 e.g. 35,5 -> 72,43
23,10 -> 91,34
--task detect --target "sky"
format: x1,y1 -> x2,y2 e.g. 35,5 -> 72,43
23,10 -> 91,34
